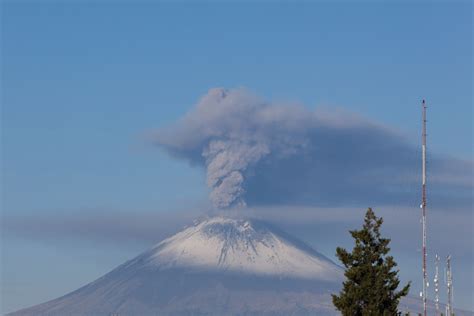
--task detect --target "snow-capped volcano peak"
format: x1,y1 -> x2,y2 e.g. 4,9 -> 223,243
134,216 -> 343,281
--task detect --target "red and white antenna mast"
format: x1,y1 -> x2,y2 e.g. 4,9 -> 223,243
420,99 -> 428,316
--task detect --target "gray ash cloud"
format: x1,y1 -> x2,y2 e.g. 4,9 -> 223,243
152,88 -> 472,210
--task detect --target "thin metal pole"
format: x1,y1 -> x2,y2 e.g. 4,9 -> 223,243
421,99 -> 428,316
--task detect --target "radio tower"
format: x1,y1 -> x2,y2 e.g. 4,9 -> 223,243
434,254 -> 440,315
420,99 -> 428,316
446,255 -> 453,316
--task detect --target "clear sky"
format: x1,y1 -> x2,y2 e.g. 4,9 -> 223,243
1,1 -> 472,313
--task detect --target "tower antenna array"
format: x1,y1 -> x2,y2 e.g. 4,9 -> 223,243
420,99 -> 428,316
446,255 -> 453,316
434,254 -> 440,315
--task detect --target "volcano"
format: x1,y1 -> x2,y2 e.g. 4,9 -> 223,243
9,216 -> 345,315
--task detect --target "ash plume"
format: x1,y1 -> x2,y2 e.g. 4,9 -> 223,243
152,88 -> 472,210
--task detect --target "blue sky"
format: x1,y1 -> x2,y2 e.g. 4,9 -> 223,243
1,1 -> 472,313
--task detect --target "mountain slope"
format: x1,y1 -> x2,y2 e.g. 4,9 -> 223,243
9,216 -> 344,316
134,216 -> 343,280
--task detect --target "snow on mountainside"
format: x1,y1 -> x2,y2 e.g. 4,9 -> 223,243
134,216 -> 343,280
9,216 -> 345,316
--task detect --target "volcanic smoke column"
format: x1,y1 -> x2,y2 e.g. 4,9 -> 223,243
203,139 -> 270,209
153,87 -> 283,209
152,87 -> 300,210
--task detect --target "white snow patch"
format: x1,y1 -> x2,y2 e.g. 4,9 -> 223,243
142,216 -> 343,281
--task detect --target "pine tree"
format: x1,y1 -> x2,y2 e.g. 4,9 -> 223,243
332,208 -> 410,316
